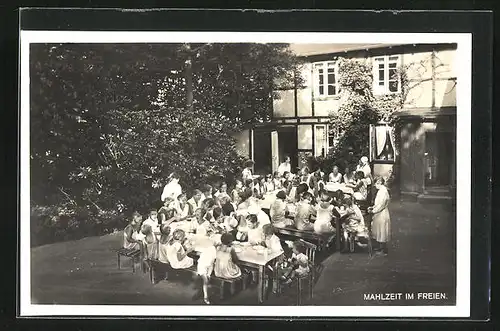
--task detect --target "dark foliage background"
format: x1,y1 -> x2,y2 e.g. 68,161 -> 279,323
30,43 -> 302,246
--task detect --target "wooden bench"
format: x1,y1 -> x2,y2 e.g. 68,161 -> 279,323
116,247 -> 142,273
147,258 -> 197,284
211,272 -> 250,300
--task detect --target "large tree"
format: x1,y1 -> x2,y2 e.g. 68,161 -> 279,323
30,43 -> 302,213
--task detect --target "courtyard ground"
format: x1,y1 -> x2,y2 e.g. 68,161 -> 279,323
30,200 -> 456,307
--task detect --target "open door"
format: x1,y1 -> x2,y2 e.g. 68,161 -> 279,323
271,130 -> 279,173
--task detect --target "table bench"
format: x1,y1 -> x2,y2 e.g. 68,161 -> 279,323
116,247 -> 142,273
147,257 -> 249,301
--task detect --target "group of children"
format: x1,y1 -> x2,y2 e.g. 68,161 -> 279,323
123,178 -> 318,304
122,159 -> 381,304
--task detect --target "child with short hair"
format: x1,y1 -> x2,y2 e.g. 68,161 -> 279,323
176,193 -> 194,221
166,229 -> 194,269
231,180 -> 243,204
193,208 -> 214,237
294,192 -> 316,231
214,232 -> 242,280
188,189 -> 204,211
142,209 -> 160,232
262,224 -> 283,253
140,224 -> 157,260
273,171 -> 282,190
157,224 -> 172,264
313,191 -> 336,234
158,198 -> 178,225
280,240 -> 310,284
246,214 -> 263,245
123,212 -> 143,250
264,174 -> 275,193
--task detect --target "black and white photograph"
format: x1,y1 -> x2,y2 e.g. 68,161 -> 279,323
20,27 -> 473,317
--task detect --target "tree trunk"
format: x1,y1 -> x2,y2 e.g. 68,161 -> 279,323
184,45 -> 194,111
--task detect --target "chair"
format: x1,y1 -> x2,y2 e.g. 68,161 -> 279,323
277,239 -> 320,305
116,247 -> 142,273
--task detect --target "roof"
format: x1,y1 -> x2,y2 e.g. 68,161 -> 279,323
393,107 -> 456,119
288,43 -> 403,57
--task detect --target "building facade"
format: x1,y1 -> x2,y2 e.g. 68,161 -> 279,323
233,43 -> 457,200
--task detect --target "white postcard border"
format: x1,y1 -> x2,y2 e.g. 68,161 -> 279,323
19,31 -> 472,317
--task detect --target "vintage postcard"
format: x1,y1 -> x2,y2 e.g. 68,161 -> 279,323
20,25 -> 472,317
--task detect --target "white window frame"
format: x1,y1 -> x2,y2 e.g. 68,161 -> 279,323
327,125 -> 341,151
313,61 -> 339,98
373,55 -> 401,95
314,124 -> 328,157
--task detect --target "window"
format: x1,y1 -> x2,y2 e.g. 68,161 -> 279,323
373,56 -> 400,95
369,124 -> 395,162
314,124 -> 327,157
313,62 -> 338,97
328,127 -> 341,151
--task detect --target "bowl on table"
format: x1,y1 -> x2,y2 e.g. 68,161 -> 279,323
233,247 -> 243,253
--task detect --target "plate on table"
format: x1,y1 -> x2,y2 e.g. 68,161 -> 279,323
240,241 -> 251,246
234,247 -> 243,253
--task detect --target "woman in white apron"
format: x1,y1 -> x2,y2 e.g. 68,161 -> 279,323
368,177 -> 391,256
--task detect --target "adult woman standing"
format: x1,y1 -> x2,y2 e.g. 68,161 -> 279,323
368,177 -> 391,256
161,172 -> 182,203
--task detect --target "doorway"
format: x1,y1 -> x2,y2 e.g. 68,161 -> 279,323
253,129 -> 272,176
424,131 -> 454,188
278,126 -> 298,172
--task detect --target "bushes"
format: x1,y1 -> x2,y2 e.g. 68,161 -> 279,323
30,204 -> 126,247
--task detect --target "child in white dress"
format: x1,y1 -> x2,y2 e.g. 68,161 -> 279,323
166,229 -> 194,269
313,191 -> 336,234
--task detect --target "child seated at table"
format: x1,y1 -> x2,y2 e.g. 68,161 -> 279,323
123,212 -> 143,250
262,224 -> 283,253
246,214 -> 264,245
270,190 -> 294,228
176,193 -> 194,221
220,195 -> 236,217
157,224 -> 171,264
223,215 -> 239,237
314,191 -> 337,234
346,171 -> 369,202
158,198 -> 178,225
166,229 -> 194,270
214,232 -> 242,280
141,224 -> 157,260
235,215 -> 249,242
194,208 -> 214,237
142,209 -> 160,231
212,207 -> 225,229
273,171 -> 282,190
280,240 -> 310,284
231,180 -> 243,204
294,192 -> 316,231
342,196 -> 368,248
264,174 -> 275,193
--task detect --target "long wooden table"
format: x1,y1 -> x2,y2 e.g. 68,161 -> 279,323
184,234 -> 284,304
272,224 -> 336,251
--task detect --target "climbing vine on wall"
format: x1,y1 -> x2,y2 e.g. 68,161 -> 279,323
323,55 -> 428,190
